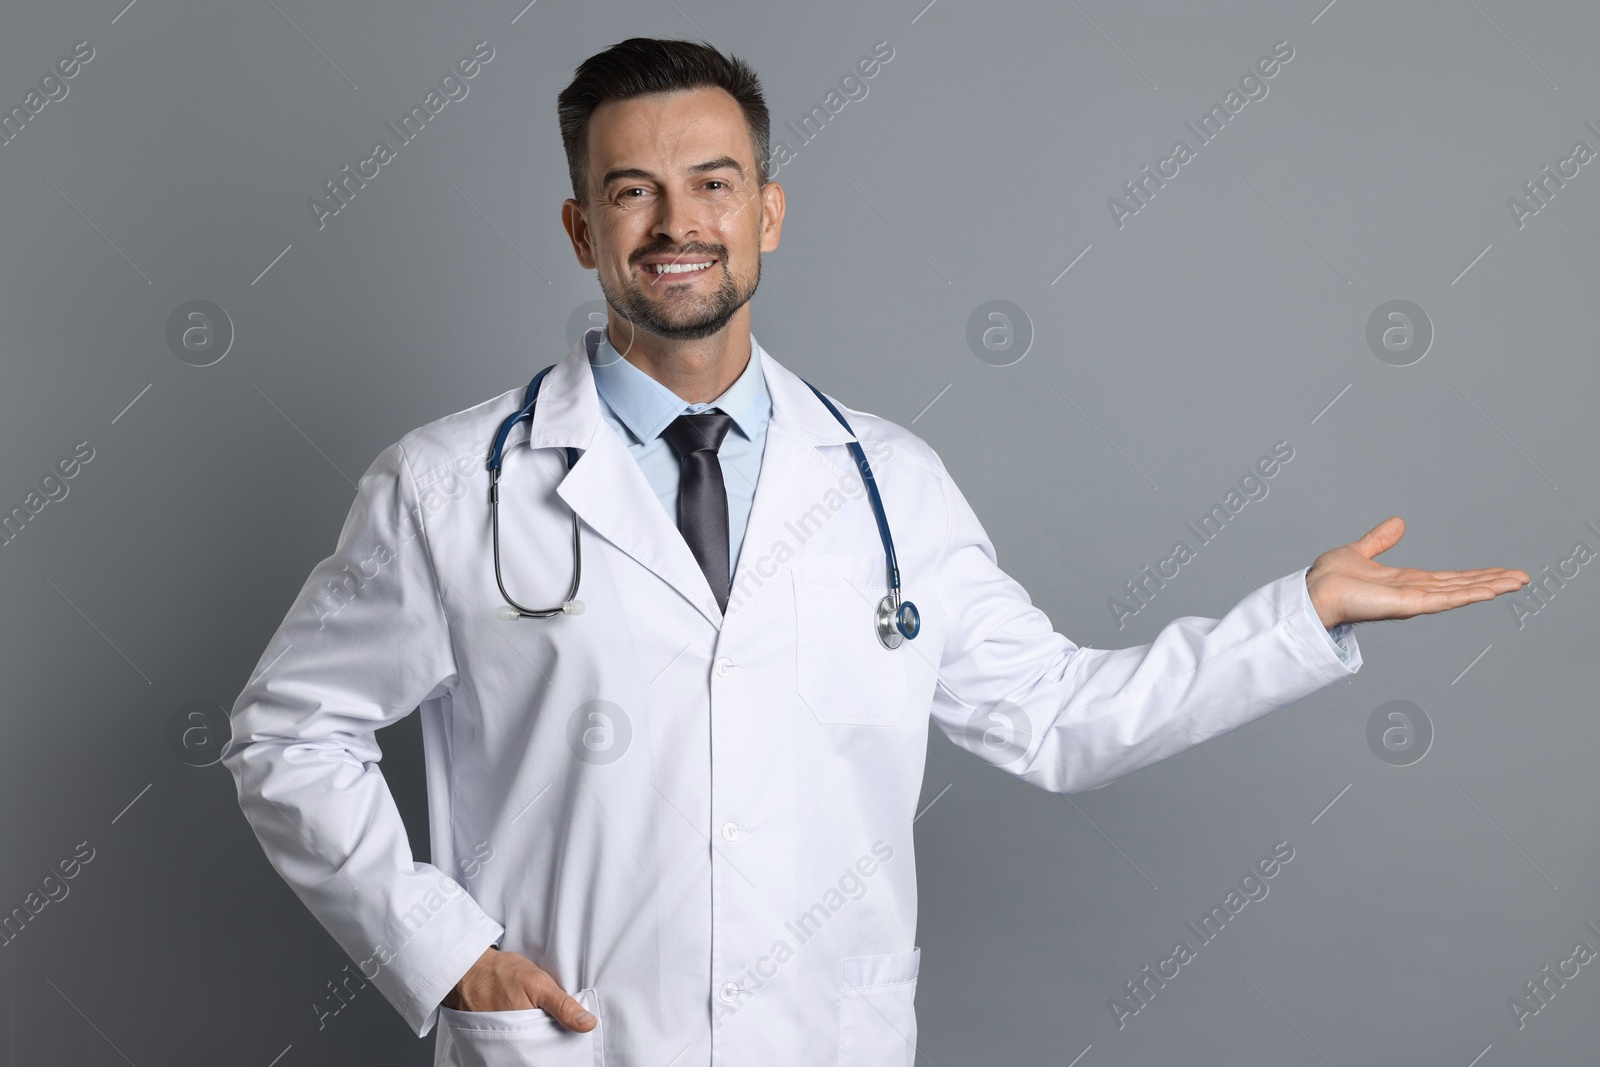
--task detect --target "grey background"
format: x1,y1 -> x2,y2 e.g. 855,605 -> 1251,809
1,0 -> 1595,1063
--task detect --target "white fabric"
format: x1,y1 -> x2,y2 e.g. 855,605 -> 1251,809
223,329 -> 1361,1066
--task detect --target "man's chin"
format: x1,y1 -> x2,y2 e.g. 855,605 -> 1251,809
644,316 -> 736,343
630,302 -> 739,342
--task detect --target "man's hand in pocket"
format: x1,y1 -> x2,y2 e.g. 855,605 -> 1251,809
441,946 -> 597,1032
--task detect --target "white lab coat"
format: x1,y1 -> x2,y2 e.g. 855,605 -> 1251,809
224,329 -> 1361,1066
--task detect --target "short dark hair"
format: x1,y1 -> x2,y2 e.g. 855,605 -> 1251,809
557,37 -> 770,204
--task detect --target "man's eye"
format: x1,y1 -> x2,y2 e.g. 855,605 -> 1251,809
706,181 -> 727,190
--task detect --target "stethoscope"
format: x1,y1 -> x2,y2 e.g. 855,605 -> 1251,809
484,351 -> 921,649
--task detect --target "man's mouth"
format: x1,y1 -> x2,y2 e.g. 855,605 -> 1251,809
641,259 -> 716,276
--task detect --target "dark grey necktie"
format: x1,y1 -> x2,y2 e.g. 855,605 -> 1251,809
660,411 -> 735,613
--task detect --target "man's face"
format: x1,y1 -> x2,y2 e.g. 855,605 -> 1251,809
562,86 -> 784,347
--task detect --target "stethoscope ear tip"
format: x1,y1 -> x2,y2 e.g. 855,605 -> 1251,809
563,600 -> 586,615
496,604 -> 521,621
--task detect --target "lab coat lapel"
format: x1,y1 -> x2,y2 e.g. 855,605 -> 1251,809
522,332 -> 728,630
725,344 -> 860,619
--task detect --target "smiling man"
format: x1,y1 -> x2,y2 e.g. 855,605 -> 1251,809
223,37 -> 1530,1067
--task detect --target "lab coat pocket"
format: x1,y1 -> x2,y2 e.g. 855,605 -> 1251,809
838,947 -> 920,1067
794,554 -> 909,726
437,987 -> 604,1067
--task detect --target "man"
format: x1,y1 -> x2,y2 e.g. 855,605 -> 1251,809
223,37 -> 1529,1065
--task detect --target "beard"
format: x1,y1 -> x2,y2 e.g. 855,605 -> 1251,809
597,252 -> 761,344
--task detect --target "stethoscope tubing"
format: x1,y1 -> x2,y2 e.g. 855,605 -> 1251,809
490,460 -> 582,618
800,383 -> 903,597
485,354 -> 917,645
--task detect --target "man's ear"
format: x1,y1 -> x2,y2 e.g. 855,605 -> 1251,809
759,180 -> 786,254
562,198 -> 596,268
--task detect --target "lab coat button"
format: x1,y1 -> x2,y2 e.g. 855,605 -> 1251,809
720,820 -> 741,841
719,982 -> 741,1003
714,657 -> 734,677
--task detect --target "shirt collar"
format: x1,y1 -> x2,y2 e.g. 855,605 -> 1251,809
589,328 -> 771,445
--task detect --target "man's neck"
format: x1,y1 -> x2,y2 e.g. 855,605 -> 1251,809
608,312 -> 752,405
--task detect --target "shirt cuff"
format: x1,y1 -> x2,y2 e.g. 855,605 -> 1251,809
1302,566 -> 1355,666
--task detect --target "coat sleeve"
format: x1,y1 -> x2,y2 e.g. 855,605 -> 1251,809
222,440 -> 504,1038
924,451 -> 1361,795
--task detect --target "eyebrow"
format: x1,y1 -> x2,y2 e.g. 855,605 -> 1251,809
599,156 -> 745,189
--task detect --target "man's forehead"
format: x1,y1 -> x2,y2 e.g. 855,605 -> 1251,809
589,88 -> 751,168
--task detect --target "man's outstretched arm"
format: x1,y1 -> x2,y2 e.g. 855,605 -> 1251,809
924,456 -> 1527,795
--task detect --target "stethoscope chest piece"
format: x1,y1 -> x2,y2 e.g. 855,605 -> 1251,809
875,592 -> 921,650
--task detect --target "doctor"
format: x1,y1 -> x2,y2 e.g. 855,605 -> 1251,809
223,37 -> 1530,1066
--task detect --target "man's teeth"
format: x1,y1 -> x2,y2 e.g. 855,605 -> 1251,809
648,261 -> 713,274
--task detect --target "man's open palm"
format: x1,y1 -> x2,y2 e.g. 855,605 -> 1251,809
1305,516 -> 1530,630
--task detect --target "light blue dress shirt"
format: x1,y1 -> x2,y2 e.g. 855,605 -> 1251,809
589,328 -> 1353,663
590,329 -> 771,578
1303,572 -> 1355,664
